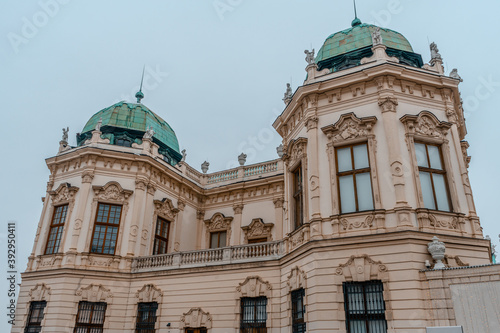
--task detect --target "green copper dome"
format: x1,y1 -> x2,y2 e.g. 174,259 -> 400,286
315,22 -> 422,72
78,102 -> 182,165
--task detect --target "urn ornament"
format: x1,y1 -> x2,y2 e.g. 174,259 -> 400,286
427,236 -> 446,269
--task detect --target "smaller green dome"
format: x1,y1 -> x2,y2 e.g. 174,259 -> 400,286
78,102 -> 182,164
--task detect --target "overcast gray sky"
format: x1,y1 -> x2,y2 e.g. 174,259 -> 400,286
1,1 -> 499,329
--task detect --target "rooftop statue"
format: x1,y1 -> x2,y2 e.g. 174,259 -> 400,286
143,126 -> 155,140
95,117 -> 103,131
304,49 -> 315,65
371,27 -> 382,45
430,42 -> 442,61
201,161 -> 210,174
282,83 -> 292,104
449,68 -> 463,82
181,149 -> 187,162
62,127 -> 69,142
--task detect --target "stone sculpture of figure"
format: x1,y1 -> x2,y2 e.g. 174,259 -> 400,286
62,127 -> 69,142
95,117 -> 103,131
143,126 -> 155,140
201,161 -> 210,174
304,49 -> 315,64
449,68 -> 463,82
181,149 -> 187,162
430,42 -> 442,60
282,83 -> 292,104
276,144 -> 284,158
372,27 -> 382,45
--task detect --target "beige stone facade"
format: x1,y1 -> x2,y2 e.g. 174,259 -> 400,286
14,21 -> 499,333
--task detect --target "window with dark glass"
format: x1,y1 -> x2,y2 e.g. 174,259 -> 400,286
414,142 -> 451,211
185,329 -> 207,333
115,137 -> 132,147
153,218 -> 170,255
74,301 -> 107,333
336,143 -> 374,214
240,297 -> 267,333
24,301 -> 46,333
291,289 -> 306,333
343,281 -> 387,333
209,231 -> 226,249
90,203 -> 122,255
135,302 -> 158,333
293,165 -> 304,229
44,204 -> 68,254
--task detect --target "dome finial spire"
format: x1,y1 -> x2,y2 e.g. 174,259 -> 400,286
135,65 -> 145,103
351,0 -> 362,26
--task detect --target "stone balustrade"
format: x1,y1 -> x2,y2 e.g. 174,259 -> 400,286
132,240 -> 285,272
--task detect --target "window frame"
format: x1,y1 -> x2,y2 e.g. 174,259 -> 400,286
135,302 -> 158,333
44,204 -> 69,255
209,230 -> 227,249
342,280 -> 387,333
24,301 -> 47,333
414,141 -> 452,212
74,301 -> 107,333
292,164 -> 304,230
240,296 -> 268,333
152,217 -> 170,255
291,288 -> 306,333
335,142 -> 375,214
90,203 -> 123,255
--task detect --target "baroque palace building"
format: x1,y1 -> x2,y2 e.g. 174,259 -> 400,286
14,17 -> 500,333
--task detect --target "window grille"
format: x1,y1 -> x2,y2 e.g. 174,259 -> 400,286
343,281 -> 387,333
24,301 -> 46,333
240,296 -> 267,333
291,288 -> 306,333
135,302 -> 158,333
74,301 -> 107,333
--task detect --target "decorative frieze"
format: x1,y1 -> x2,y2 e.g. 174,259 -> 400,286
180,308 -> 212,329
400,111 -> 452,140
335,254 -> 388,281
29,283 -> 51,301
321,113 -> 377,144
153,198 -> 180,221
287,266 -> 307,291
236,276 -> 272,297
136,284 -> 163,303
92,182 -> 133,203
76,284 -> 112,303
242,218 -> 274,243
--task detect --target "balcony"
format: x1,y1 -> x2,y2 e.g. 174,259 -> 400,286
132,240 -> 285,272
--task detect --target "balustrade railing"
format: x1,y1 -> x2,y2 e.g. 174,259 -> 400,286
132,240 -> 284,272
244,161 -> 279,177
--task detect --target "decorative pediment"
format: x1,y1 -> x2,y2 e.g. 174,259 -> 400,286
242,218 -> 274,243
48,183 -> 79,205
92,181 -> 133,204
287,266 -> 307,291
154,198 -> 180,220
29,283 -> 51,301
335,255 -> 388,282
237,276 -> 272,298
180,308 -> 213,329
321,113 -> 377,143
204,213 -> 233,232
136,284 -> 163,303
282,137 -> 308,168
76,284 -> 112,302
400,111 -> 452,139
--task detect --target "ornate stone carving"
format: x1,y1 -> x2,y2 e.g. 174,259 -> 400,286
205,213 -> 233,246
304,49 -> 315,65
282,137 -> 307,168
180,308 -> 212,329
143,126 -> 155,139
276,144 -> 284,158
371,27 -> 382,45
242,218 -> 274,243
273,197 -> 284,208
76,284 -> 112,302
88,256 -> 113,267
444,254 -> 469,267
428,236 -> 446,269
177,199 -> 186,211
461,141 -> 471,168
197,210 -> 205,220
233,204 -> 244,215
201,161 -> 209,174
305,116 -> 318,131
400,111 -> 452,140
153,198 -> 180,220
236,276 -> 272,297
283,83 -> 293,104
92,182 -> 133,203
135,179 -> 148,191
417,212 -> 463,230
62,127 -> 69,142
287,266 -> 307,291
48,183 -> 79,205
81,172 -> 94,184
378,96 -> 398,113
321,113 -> 377,143
238,153 -> 247,166
340,215 -> 374,230
335,255 -> 388,281
449,68 -> 463,82
136,284 -> 163,303
29,283 -> 51,301
430,42 -> 442,61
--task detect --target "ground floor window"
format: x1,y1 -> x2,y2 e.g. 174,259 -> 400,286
292,288 -> 306,333
185,328 -> 207,333
24,301 -> 46,333
136,302 -> 158,332
74,301 -> 107,333
240,296 -> 267,333
343,280 -> 387,333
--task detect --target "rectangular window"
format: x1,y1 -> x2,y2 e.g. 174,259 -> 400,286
343,281 -> 387,333
291,289 -> 306,333
44,204 -> 68,254
240,297 -> 267,333
135,302 -> 158,333
24,301 -> 46,333
74,301 -> 107,333
336,143 -> 374,214
210,231 -> 227,248
293,165 -> 304,229
414,142 -> 451,211
90,203 -> 122,255
185,329 -> 207,333
153,218 -> 170,255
